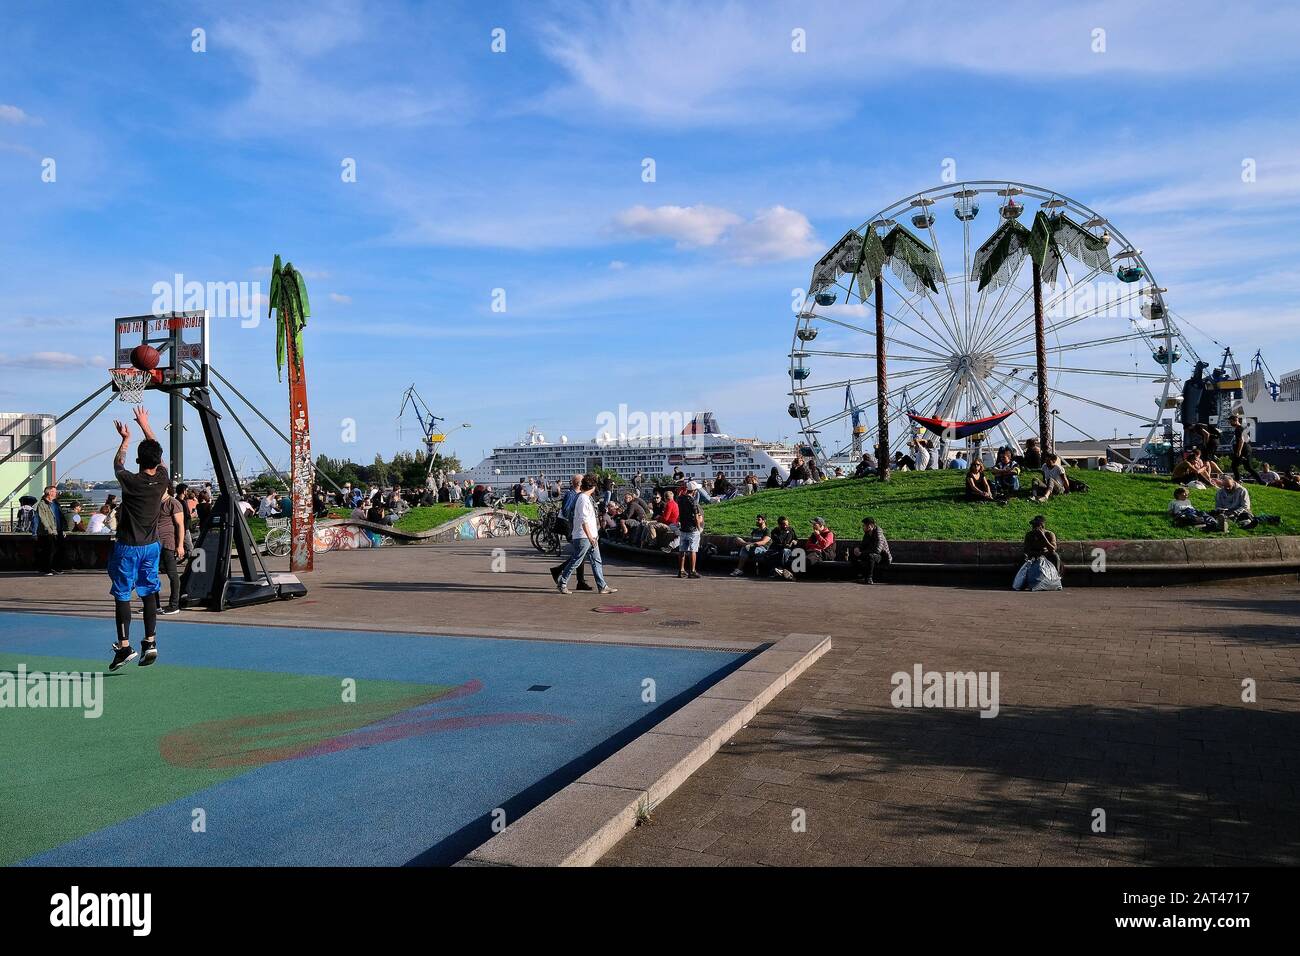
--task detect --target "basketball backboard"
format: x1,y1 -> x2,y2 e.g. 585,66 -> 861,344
113,310 -> 209,392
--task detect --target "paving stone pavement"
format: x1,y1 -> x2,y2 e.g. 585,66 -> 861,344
3,539 -> 1297,866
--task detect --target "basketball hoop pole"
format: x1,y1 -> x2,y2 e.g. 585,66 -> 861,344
169,316 -> 185,478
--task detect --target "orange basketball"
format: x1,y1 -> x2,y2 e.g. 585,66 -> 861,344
130,344 -> 161,370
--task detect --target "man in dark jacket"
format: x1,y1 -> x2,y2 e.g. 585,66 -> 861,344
33,485 -> 65,576
848,516 -> 891,584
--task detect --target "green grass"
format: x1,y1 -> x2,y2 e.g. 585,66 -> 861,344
699,470 -> 1300,542
391,505 -> 471,533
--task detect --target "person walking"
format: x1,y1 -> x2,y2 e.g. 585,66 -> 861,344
107,407 -> 169,670
555,474 -> 616,595
1227,414 -> 1264,484
551,475 -> 590,590
32,486 -> 66,576
155,483 -> 187,614
676,481 -> 703,579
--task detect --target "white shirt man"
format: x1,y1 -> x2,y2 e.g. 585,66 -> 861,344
87,510 -> 109,534
913,441 -> 931,471
258,493 -> 278,517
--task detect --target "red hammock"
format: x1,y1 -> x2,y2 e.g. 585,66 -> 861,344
907,410 -> 1014,440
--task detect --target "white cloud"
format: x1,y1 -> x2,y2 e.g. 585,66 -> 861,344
613,204 -> 740,247
0,104 -> 37,125
0,351 -> 100,370
329,292 -> 352,304
727,206 -> 820,263
612,203 -> 818,262
535,1 -> 1300,126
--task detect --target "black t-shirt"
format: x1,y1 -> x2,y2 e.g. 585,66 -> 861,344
676,493 -> 701,530
115,463 -> 169,546
770,526 -> 797,549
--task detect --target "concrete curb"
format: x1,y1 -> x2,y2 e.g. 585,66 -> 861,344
458,631 -> 831,867
598,534 -> 1300,587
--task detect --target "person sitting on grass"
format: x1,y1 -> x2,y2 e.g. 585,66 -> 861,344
1279,465 -> 1300,491
784,455 -> 812,487
893,451 -> 916,471
1258,461 -> 1282,487
1171,449 -> 1206,485
991,447 -> 1021,494
1212,476 -> 1277,530
1030,453 -> 1070,502
852,453 -> 877,478
1168,486 -> 1217,530
1023,514 -> 1061,574
965,461 -> 998,502
759,516 -> 799,579
729,514 -> 772,577
848,516 -> 891,584
1018,437 -> 1043,471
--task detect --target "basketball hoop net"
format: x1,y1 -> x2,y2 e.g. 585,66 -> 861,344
110,367 -> 154,404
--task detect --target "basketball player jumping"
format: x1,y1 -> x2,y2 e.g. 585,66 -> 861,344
108,406 -> 169,670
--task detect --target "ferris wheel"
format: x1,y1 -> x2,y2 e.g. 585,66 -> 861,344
789,181 -> 1194,466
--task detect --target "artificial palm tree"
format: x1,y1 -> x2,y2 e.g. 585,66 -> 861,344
267,255 -> 314,571
971,211 -> 1111,454
855,224 -> 942,479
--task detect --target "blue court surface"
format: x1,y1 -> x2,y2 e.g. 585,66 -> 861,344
0,611 -> 748,866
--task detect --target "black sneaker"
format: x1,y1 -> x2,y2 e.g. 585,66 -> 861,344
139,640 -> 158,667
109,644 -> 137,671
161,606 -> 181,616
576,582 -> 595,591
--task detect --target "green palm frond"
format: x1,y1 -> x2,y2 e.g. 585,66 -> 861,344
856,229 -> 887,301
269,254 -> 311,382
881,225 -> 941,294
1029,211 -> 1112,286
972,220 -> 1033,291
809,230 -> 863,295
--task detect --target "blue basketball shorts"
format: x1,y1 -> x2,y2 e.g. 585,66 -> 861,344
107,541 -> 161,601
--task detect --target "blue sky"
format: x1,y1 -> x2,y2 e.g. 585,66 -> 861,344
2,0 -> 1299,481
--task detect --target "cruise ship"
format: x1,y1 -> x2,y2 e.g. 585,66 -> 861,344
457,414 -> 797,485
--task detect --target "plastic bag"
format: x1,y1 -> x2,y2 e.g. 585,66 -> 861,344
1012,556 -> 1063,591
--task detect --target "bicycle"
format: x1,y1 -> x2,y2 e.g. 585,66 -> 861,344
482,497 -> 530,538
264,517 -> 291,557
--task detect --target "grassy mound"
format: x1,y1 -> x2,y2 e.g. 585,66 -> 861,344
699,471 -> 1300,542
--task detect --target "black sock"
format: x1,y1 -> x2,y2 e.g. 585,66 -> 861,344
142,593 -> 159,640
115,600 -> 132,644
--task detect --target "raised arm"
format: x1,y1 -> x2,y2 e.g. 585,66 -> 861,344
112,419 -> 131,468
133,406 -> 158,442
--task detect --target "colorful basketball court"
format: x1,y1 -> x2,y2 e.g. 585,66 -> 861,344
0,611 -> 748,866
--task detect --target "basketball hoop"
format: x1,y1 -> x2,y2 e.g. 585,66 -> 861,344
110,367 -> 155,404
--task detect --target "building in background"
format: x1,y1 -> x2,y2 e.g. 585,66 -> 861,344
1,412 -> 56,523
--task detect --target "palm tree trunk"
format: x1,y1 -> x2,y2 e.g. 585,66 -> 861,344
875,274 -> 890,480
1032,261 -> 1052,455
